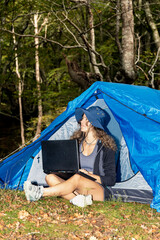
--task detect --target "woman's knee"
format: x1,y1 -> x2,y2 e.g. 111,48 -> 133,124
45,174 -> 59,186
67,173 -> 81,186
72,173 -> 82,182
45,174 -> 51,182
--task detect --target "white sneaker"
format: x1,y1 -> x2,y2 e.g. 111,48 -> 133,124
24,181 -> 43,201
70,194 -> 93,207
85,194 -> 93,205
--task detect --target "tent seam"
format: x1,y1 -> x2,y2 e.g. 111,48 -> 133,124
98,89 -> 160,124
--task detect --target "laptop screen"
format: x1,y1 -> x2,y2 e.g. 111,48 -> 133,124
41,139 -> 79,174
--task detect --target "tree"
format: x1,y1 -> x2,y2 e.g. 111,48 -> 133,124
134,0 -> 160,88
51,0 -> 109,84
0,0 -> 160,156
31,12 -> 43,140
114,0 -> 136,83
12,25 -> 25,145
144,1 -> 160,50
121,0 -> 136,82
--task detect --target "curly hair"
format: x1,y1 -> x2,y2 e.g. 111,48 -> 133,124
94,127 -> 117,151
70,127 -> 117,152
70,129 -> 84,143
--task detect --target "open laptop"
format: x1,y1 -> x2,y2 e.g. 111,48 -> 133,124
41,139 -> 96,181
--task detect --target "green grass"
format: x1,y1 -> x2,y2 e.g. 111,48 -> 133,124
0,189 -> 159,239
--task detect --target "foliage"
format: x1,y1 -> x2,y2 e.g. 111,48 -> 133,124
0,188 -> 160,239
26,79 -> 82,140
0,0 -> 160,154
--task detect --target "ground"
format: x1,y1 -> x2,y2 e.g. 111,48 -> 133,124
0,189 -> 160,239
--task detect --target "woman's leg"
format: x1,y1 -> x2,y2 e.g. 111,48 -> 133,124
45,174 -> 77,200
43,174 -> 104,201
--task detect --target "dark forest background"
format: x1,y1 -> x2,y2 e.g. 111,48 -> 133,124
0,0 -> 159,158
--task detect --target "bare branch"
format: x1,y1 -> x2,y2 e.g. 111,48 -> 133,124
136,65 -> 149,82
81,13 -> 118,36
135,33 -> 142,64
0,28 -> 82,49
136,47 -> 160,88
38,16 -> 49,34
148,47 -> 160,88
148,47 -> 160,75
138,60 -> 151,67
61,12 -> 107,69
70,0 -> 88,4
38,14 -> 42,23
52,11 -> 84,49
11,11 -> 50,23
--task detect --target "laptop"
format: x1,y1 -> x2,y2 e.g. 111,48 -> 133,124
41,139 -> 96,181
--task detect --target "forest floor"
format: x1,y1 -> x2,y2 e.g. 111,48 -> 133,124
0,189 -> 160,240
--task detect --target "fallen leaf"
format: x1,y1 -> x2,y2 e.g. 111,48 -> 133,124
0,224 -> 4,231
18,210 -> 29,219
134,235 -> 141,240
89,236 -> 98,240
74,213 -> 83,218
91,220 -> 96,224
6,223 -> 15,229
0,212 -> 6,217
15,222 -> 20,231
124,214 -> 131,219
94,230 -> 103,238
140,224 -> 147,229
52,220 -> 59,224
151,224 -> 158,229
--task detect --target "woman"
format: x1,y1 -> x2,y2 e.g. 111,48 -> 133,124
24,106 -> 117,207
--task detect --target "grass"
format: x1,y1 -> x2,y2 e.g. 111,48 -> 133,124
0,189 -> 160,240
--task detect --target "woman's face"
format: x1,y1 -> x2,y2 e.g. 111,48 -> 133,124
80,114 -> 92,133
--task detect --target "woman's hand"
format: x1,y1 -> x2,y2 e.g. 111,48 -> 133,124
79,169 -> 101,183
79,169 -> 90,174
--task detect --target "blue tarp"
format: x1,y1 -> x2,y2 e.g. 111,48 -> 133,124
0,82 -> 160,211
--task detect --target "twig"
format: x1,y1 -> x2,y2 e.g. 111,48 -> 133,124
0,133 -> 40,162
148,47 -> 160,76
52,11 -> 83,48
27,232 -> 40,235
136,65 -> 149,81
135,33 -> 142,64
0,28 -> 83,49
148,47 -> 160,88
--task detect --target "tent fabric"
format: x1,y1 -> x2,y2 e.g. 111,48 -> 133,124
0,82 -> 160,211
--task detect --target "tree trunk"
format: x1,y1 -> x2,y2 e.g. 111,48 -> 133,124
121,0 -> 136,82
33,13 -> 43,140
144,1 -> 160,49
88,4 -> 103,80
138,0 -> 142,11
64,54 -> 100,90
115,0 -> 122,57
12,26 -> 25,145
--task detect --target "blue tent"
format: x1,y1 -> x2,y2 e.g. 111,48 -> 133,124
0,82 -> 160,211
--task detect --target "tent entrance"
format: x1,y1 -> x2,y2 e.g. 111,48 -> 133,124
28,99 -> 135,184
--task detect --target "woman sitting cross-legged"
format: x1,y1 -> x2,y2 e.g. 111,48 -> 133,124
24,106 -> 117,207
